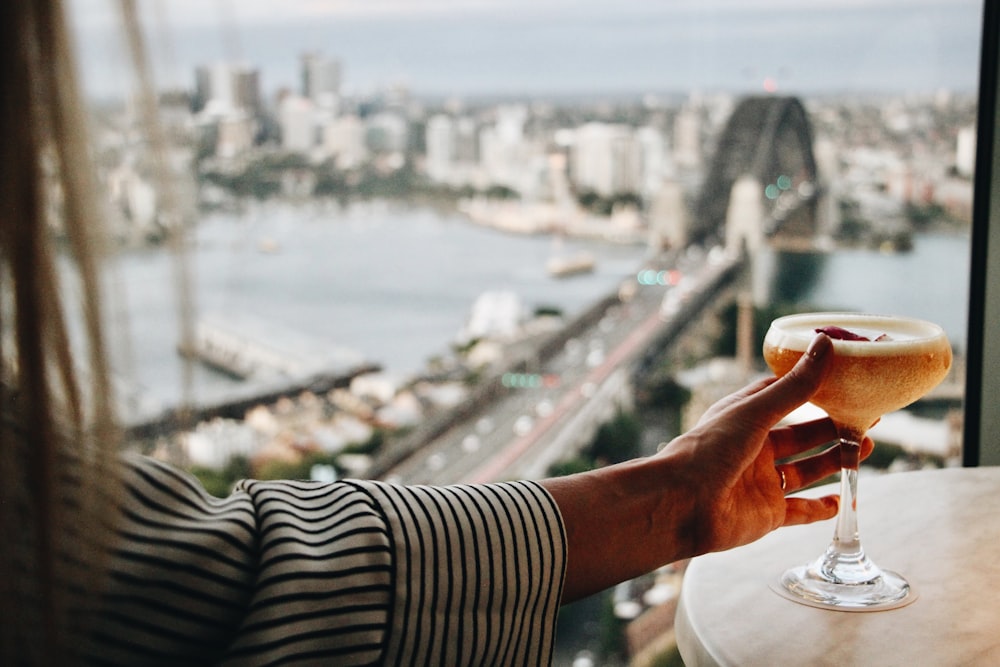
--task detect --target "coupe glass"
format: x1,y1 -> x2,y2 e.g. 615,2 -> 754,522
763,312 -> 952,610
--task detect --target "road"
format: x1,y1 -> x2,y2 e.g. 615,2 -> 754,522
384,244 -> 742,485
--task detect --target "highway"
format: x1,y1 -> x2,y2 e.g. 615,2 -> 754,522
383,244 -> 743,485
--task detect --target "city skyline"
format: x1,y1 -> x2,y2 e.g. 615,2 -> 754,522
72,0 -> 983,101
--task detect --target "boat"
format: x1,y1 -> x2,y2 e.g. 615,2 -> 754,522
546,251 -> 596,278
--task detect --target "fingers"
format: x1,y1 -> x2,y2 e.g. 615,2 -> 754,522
859,435 -> 875,461
770,417 -> 838,460
783,495 -> 839,526
777,436 -> 875,492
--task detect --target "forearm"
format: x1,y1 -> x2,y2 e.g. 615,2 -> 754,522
540,451 -> 696,604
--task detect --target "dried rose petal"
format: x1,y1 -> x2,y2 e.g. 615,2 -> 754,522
814,326 -> 892,341
815,325 -> 870,341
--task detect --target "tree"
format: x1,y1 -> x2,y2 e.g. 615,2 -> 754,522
587,411 -> 641,464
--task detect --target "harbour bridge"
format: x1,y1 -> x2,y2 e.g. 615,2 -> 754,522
693,95 -> 822,251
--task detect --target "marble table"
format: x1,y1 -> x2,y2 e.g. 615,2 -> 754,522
675,467 -> 1000,666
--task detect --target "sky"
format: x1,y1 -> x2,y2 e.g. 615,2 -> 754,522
69,0 -> 985,100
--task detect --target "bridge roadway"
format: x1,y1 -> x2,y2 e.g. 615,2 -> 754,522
382,246 -> 745,485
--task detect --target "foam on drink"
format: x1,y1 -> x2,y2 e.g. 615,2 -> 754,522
763,313 -> 945,356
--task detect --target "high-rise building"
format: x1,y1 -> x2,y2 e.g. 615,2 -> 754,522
425,114 -> 481,188
571,122 -> 641,197
454,117 -> 479,164
673,107 -> 702,170
636,126 -> 669,198
479,106 -> 539,195
301,52 -> 341,110
425,114 -> 455,183
231,67 -> 262,116
193,62 -> 261,116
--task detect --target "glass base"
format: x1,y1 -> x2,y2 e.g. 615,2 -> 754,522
773,563 -> 918,612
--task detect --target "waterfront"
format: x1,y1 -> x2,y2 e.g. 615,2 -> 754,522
103,200 -> 971,422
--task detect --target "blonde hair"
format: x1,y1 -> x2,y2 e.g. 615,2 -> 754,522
0,0 -> 121,661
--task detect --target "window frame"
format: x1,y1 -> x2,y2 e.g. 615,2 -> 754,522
963,1 -> 1000,466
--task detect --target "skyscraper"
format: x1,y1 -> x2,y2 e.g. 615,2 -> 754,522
301,52 -> 342,110
192,62 -> 261,116
571,123 -> 641,197
425,114 -> 456,183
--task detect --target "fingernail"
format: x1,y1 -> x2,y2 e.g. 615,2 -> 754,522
806,332 -> 830,360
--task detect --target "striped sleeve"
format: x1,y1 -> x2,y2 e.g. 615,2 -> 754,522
222,479 -> 567,666
83,455 -> 258,666
84,457 -> 567,665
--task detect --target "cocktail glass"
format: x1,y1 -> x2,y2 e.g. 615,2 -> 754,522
763,312 -> 952,611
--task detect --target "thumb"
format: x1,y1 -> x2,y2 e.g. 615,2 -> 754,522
751,332 -> 833,424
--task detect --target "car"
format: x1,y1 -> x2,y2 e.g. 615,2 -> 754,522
461,434 -> 481,453
426,452 -> 447,471
513,415 -> 534,436
475,416 -> 495,434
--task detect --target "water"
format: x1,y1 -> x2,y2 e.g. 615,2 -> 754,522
108,201 -> 652,414
760,231 -> 970,350
105,201 -> 970,418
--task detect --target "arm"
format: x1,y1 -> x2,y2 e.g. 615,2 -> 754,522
542,332 -> 872,603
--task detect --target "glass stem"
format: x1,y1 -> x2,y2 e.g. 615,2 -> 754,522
816,433 -> 884,585
834,436 -> 861,551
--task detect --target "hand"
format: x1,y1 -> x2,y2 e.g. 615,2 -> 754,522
660,332 -> 873,556
544,332 -> 873,603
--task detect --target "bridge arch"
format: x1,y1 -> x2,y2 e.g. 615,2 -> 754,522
693,96 -> 819,244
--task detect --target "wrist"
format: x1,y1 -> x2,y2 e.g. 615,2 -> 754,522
543,449 -> 697,602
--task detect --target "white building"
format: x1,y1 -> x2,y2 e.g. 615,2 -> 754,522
479,105 -> 541,195
672,107 -> 702,170
425,114 -> 455,183
571,122 -> 642,197
322,114 -> 368,169
279,94 -> 317,153
956,125 -> 977,178
350,372 -> 404,405
456,290 -> 524,344
636,125 -> 669,198
215,112 -> 256,158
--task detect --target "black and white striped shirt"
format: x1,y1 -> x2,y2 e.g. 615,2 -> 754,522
84,456 -> 567,665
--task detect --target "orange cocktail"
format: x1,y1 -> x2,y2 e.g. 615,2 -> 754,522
762,312 -> 952,611
763,313 -> 952,437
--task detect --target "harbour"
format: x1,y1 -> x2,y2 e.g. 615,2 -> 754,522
103,199 -> 970,431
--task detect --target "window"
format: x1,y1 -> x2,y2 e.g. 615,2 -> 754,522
69,1 -> 981,463
965,1 -> 999,466
65,1 -> 990,663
